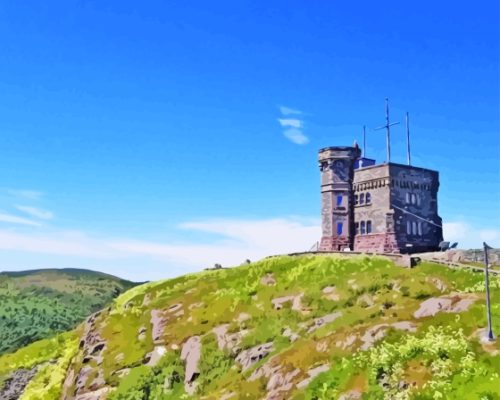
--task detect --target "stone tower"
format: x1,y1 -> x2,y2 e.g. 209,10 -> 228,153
318,146 -> 361,251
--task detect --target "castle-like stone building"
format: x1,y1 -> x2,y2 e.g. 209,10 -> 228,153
318,145 -> 443,254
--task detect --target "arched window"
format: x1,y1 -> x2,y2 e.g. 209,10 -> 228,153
354,194 -> 359,205
360,193 -> 365,205
360,221 -> 366,235
406,193 -> 410,204
407,220 -> 411,235
418,222 -> 422,236
366,220 -> 372,234
365,192 -> 371,204
412,221 -> 417,235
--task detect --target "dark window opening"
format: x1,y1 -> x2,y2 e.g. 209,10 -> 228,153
337,222 -> 343,235
366,192 -> 371,204
360,221 -> 366,235
359,193 -> 365,205
355,222 -> 359,235
336,195 -> 342,206
366,220 -> 372,234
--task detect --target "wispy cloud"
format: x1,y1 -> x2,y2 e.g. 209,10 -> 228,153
15,205 -> 53,220
278,118 -> 302,128
7,189 -> 44,200
278,106 -> 309,145
0,212 -> 41,226
283,128 -> 309,145
279,106 -> 303,116
0,217 -> 321,279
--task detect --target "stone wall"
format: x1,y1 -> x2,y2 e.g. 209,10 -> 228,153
351,162 -> 443,254
318,146 -> 361,251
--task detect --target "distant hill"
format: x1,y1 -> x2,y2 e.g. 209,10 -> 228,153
0,255 -> 499,400
0,268 -> 138,356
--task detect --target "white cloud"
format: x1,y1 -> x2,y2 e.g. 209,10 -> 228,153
443,221 -> 500,249
283,128 -> 309,145
15,205 -> 53,220
0,217 -> 321,280
0,212 -> 40,226
279,106 -> 302,116
278,118 -> 302,128
7,189 -> 43,200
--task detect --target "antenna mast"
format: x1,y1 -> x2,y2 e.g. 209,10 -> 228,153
375,98 -> 399,162
406,112 -> 411,165
363,125 -> 366,158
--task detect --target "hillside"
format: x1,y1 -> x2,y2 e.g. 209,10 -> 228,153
0,255 -> 499,400
0,268 -> 138,356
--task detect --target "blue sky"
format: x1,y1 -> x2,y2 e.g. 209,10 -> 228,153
0,1 -> 498,280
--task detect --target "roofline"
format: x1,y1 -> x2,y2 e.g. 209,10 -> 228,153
355,161 -> 439,174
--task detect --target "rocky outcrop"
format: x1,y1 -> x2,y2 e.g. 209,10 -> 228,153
181,336 -> 202,395
249,358 -> 300,400
282,327 -> 300,342
272,294 -> 302,311
307,312 -> 342,333
151,309 -> 169,344
0,367 -> 39,400
322,286 -> 340,301
296,364 -> 330,389
413,294 -> 477,319
74,387 -> 110,400
235,342 -> 274,371
261,273 -> 276,286
360,322 -> 417,351
145,345 -> 167,366
213,324 -> 248,354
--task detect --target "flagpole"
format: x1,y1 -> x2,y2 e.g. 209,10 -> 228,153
483,242 -> 495,341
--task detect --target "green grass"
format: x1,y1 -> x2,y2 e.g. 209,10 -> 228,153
2,254 -> 500,399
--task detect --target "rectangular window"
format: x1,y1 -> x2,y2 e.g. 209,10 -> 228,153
336,195 -> 342,206
359,193 -> 365,205
407,220 -> 411,235
355,222 -> 359,235
411,193 -> 417,205
412,221 -> 417,235
366,220 -> 372,234
418,221 -> 422,235
360,221 -> 366,235
337,222 -> 343,235
354,194 -> 359,205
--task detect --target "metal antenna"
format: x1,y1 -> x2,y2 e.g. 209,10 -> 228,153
483,242 -> 495,341
375,98 -> 399,162
406,112 -> 411,165
363,125 -> 366,158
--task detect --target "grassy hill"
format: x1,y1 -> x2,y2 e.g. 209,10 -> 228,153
0,255 -> 499,400
0,268 -> 138,356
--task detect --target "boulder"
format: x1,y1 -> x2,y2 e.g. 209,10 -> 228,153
181,336 -> 202,395
236,342 -> 274,371
150,309 -> 169,344
307,312 -> 342,333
